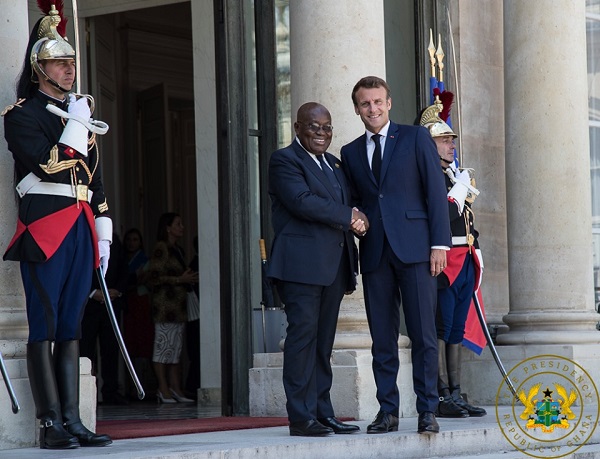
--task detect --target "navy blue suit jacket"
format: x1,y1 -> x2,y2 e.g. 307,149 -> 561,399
268,141 -> 356,290
341,122 -> 451,273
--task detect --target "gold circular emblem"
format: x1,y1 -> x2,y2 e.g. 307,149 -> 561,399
496,354 -> 599,458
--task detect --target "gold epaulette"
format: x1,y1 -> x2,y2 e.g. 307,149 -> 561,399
1,98 -> 26,116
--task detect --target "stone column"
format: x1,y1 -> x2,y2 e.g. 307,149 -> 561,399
0,5 -> 31,450
290,0 -> 387,349
498,0 -> 600,345
0,0 -> 29,349
289,0 -> 388,352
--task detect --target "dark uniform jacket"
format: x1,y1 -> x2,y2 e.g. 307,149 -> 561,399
2,90 -> 109,263
438,168 -> 479,289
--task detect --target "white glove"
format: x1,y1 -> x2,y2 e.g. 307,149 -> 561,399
448,180 -> 469,213
68,94 -> 91,119
58,95 -> 91,156
98,239 -> 110,276
455,169 -> 471,186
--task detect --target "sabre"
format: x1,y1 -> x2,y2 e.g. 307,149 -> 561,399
472,291 -> 518,399
72,0 -> 81,93
0,350 -> 20,413
70,0 -> 98,115
96,268 -> 145,399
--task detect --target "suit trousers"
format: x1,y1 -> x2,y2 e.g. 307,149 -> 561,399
362,237 -> 439,415
277,251 -> 349,422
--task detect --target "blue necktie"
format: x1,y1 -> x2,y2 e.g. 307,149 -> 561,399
371,133 -> 382,184
317,155 -> 342,201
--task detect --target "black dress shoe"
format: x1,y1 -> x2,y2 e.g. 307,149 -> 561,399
39,421 -> 80,449
417,411 -> 439,434
289,419 -> 334,437
451,389 -> 487,417
317,417 -> 360,434
65,422 -> 112,447
367,411 -> 399,434
436,395 -> 469,418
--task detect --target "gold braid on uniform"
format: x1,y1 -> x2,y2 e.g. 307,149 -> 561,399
1,99 -> 26,116
464,206 -> 475,246
39,145 -> 79,174
77,159 -> 93,183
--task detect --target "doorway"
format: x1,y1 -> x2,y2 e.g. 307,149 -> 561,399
87,2 -> 200,417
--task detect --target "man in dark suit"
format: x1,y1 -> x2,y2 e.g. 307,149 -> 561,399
341,76 -> 451,435
268,102 -> 368,437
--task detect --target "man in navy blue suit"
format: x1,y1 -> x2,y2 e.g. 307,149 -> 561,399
268,102 -> 368,437
341,76 -> 451,435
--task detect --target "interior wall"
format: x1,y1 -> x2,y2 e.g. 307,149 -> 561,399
114,2 -> 196,255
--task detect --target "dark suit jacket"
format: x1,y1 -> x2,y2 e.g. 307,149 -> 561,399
341,122 -> 451,272
268,140 -> 356,291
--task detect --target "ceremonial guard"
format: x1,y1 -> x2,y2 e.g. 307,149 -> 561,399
2,2 -> 112,449
420,92 -> 487,418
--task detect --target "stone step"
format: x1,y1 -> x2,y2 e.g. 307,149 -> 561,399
2,406 -> 599,459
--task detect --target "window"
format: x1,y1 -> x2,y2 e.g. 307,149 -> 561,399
586,0 -> 600,302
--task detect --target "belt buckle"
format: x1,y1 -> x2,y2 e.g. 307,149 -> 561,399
76,184 -> 88,202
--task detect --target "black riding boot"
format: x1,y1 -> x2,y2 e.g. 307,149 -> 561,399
27,342 -> 80,449
435,340 -> 468,418
53,340 -> 113,447
447,343 -> 486,417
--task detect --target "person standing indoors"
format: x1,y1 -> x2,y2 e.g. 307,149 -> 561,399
420,98 -> 486,418
1,3 -> 112,449
268,102 -> 368,437
146,212 -> 198,404
341,76 -> 451,435
122,227 -> 154,395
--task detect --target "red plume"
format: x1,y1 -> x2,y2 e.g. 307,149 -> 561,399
437,90 -> 454,123
37,0 -> 68,37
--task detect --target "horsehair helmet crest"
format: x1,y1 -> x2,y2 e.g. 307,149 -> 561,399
420,92 -> 457,139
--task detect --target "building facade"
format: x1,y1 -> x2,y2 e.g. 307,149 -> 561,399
0,0 -> 598,449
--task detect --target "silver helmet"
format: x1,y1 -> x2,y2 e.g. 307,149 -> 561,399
30,4 -> 75,92
419,98 -> 457,138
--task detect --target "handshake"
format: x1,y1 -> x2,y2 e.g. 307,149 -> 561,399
350,207 -> 369,236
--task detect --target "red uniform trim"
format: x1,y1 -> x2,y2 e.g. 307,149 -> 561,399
462,246 -> 486,354
443,247 -> 469,286
6,203 -> 100,267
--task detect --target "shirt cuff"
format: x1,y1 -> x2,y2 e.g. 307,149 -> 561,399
431,246 -> 450,250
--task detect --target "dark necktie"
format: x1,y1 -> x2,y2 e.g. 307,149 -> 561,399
371,133 -> 382,184
317,154 -> 342,201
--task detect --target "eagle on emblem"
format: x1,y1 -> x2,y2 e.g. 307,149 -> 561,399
554,383 -> 577,420
518,382 -> 542,419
